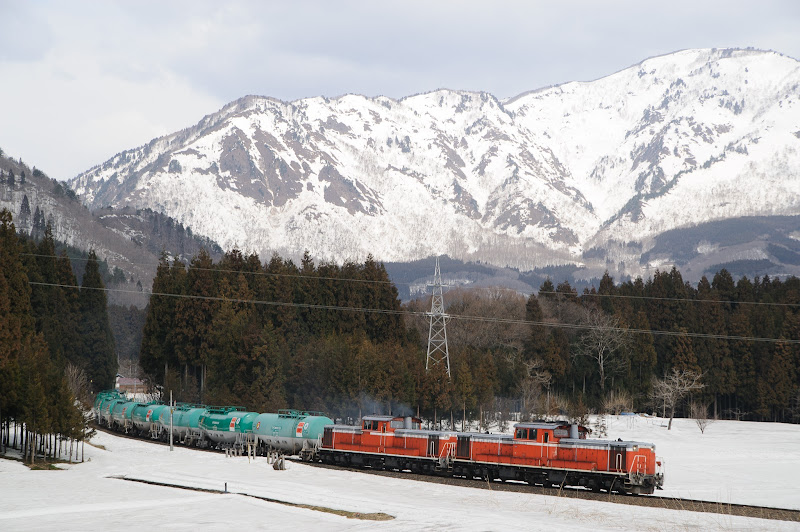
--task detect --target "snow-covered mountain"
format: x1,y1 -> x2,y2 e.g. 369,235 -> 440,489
0,153 -> 222,304
70,48 -> 800,281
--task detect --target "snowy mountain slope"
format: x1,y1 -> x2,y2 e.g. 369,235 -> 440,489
70,48 -> 800,279
509,49 -> 800,241
0,153 -> 221,303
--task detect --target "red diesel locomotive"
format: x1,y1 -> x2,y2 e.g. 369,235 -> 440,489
320,415 -> 664,494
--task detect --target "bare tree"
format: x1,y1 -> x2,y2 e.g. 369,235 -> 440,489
517,359 -> 551,421
65,363 -> 89,406
574,308 -> 630,393
651,368 -> 705,430
690,401 -> 715,434
406,287 -> 528,356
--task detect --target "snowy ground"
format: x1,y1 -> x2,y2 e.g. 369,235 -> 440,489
1,416 -> 799,531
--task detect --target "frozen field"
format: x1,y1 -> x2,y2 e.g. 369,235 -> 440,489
1,415 -> 799,531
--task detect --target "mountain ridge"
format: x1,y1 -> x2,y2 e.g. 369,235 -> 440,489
69,48 -> 800,283
0,152 -> 222,305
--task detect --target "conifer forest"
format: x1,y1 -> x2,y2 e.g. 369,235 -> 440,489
139,238 -> 800,426
0,209 -> 113,461
2,206 -> 800,464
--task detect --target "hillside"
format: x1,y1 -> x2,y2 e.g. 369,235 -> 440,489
68,48 -> 800,283
0,151 -> 222,304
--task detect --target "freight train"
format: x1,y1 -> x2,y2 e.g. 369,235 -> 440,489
94,391 -> 664,494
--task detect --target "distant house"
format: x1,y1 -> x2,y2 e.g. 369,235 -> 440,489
115,375 -> 145,394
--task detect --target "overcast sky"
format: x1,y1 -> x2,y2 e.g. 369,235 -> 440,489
1,0 -> 798,181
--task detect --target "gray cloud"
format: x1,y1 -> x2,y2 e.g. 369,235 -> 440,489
0,0 -> 798,180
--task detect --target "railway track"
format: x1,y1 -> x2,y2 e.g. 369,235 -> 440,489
294,459 -> 800,522
94,424 -> 800,522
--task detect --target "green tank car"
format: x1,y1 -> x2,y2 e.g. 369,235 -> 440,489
131,403 -> 167,437
253,410 -> 333,460
199,407 -> 259,447
111,400 -> 143,431
93,390 -> 126,426
158,404 -> 207,444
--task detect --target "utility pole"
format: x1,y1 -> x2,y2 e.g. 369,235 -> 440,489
169,390 -> 174,451
425,257 -> 451,378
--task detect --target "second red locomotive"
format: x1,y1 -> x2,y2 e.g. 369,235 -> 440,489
320,415 -> 663,494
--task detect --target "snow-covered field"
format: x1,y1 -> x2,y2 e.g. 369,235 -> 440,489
1,416 -> 799,531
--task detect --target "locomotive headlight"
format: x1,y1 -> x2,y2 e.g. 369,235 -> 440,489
632,445 -> 638,451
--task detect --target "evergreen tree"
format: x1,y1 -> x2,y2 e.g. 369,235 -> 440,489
78,250 -> 116,391
669,328 -> 700,375
695,276 -> 735,417
0,209 -> 86,461
764,339 -> 796,420
729,306 -> 757,416
140,254 -> 184,384
421,360 -> 453,427
598,270 -> 616,314
0,211 -> 28,426
337,260 -> 367,335
523,294 -> 548,361
542,328 -> 570,384
626,310 -> 657,407
18,194 -> 30,229
174,248 -> 215,399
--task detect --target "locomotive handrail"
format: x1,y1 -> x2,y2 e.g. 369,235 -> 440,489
629,454 -> 647,475
439,441 -> 455,459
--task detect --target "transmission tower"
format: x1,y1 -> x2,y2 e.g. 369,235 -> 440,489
425,257 -> 451,378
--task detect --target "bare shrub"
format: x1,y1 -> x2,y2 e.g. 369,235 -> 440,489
543,393 -> 571,419
567,396 -> 590,427
602,390 -> 633,415
690,401 -> 715,434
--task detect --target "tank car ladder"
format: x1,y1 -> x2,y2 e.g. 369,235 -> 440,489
233,431 -> 256,460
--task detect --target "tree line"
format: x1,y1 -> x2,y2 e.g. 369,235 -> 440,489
410,269 -> 798,426
140,247 -> 799,427
139,249 -> 421,418
0,209 -> 116,463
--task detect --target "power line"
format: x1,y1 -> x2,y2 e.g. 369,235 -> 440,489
20,252 -> 397,287
540,290 -> 800,309
21,252 -> 800,309
28,281 -> 800,345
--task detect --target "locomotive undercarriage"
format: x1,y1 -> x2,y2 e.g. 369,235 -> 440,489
319,449 -> 657,495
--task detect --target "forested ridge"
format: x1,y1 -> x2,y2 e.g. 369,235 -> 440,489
140,247 -> 800,426
0,208 -> 116,462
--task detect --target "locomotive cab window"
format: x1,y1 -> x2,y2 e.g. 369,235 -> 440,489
542,432 -> 549,443
515,428 -> 538,440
